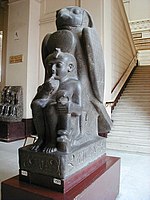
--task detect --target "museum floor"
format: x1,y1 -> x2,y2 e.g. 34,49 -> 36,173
0,140 -> 150,200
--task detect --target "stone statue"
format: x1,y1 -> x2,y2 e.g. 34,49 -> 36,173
19,6 -> 112,189
0,86 -> 23,122
30,6 -> 112,153
42,6 -> 112,136
31,48 -> 82,153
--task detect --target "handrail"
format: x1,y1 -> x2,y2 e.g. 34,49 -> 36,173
111,55 -> 137,102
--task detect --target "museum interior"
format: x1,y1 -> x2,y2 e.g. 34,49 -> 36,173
0,0 -> 150,199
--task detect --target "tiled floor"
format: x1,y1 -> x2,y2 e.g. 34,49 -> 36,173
0,140 -> 150,200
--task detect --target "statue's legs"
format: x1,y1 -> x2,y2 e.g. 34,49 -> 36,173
43,104 -> 58,153
57,114 -> 71,135
43,103 -> 72,153
57,113 -> 72,152
30,101 -> 45,151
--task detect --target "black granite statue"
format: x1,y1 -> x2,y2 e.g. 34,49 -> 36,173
30,6 -> 112,153
19,6 -> 112,190
42,6 -> 112,136
31,48 -> 81,153
0,86 -> 23,122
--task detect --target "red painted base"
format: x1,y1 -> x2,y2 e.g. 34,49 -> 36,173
1,156 -> 120,200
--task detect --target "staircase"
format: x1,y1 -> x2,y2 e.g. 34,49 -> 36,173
107,66 -> 150,154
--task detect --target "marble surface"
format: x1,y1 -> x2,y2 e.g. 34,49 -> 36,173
0,139 -> 150,200
107,149 -> 150,200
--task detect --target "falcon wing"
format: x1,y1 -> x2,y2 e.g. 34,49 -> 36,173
82,27 -> 105,103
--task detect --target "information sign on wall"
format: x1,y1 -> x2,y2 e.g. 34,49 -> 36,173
9,54 -> 23,64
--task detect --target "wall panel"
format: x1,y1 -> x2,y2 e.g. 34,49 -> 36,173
111,0 -> 135,95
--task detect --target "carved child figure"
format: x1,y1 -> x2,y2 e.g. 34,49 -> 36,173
31,49 -> 82,153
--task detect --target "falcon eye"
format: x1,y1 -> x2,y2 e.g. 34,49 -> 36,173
72,9 -> 81,15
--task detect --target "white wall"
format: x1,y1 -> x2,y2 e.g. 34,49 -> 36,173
110,0 -> 137,101
6,0 -> 29,118
26,0 -> 40,118
6,0 -> 40,118
0,5 -> 8,89
103,0 -> 112,104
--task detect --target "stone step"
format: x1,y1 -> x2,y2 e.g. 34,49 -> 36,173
115,107 -> 150,110
119,100 -> 150,103
117,101 -> 150,105
111,124 -> 150,131
127,84 -> 150,87
107,136 -> 150,146
112,117 -> 150,123
120,96 -> 150,102
119,95 -> 150,98
114,108 -> 150,113
126,86 -> 150,89
109,130 -> 150,138
108,66 -> 150,153
112,118 -> 150,123
131,73 -> 150,75
125,85 -> 150,89
113,106 -> 150,110
133,75 -> 150,77
133,70 -> 150,72
121,92 -> 150,95
133,69 -> 150,72
112,115 -> 150,121
119,99 -> 150,102
112,106 -> 149,112
111,112 -> 150,120
107,142 -> 150,154
128,78 -> 150,80
113,112 -> 150,116
133,74 -> 150,76
116,104 -> 150,108
128,78 -> 150,81
112,120 -> 150,126
124,87 -> 150,90
132,76 -> 150,78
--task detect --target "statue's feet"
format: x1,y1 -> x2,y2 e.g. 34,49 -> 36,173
43,144 -> 57,154
30,139 -> 44,152
57,135 -> 71,153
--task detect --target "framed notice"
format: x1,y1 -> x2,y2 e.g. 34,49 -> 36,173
9,54 -> 23,64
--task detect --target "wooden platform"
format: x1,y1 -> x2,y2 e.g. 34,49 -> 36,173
1,156 -> 120,200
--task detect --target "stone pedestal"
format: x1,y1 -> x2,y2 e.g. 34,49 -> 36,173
19,137 -> 106,192
2,156 -> 120,200
0,121 -> 25,142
